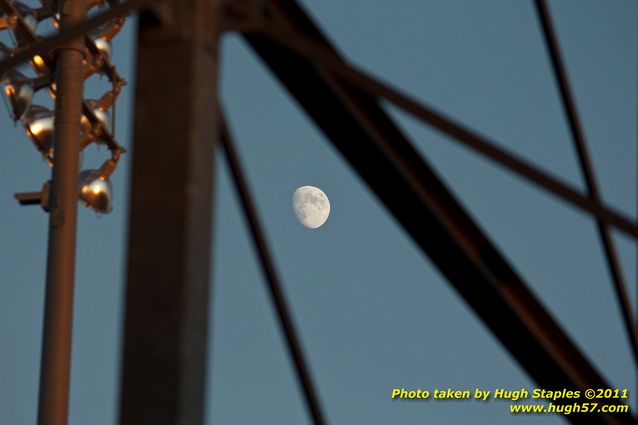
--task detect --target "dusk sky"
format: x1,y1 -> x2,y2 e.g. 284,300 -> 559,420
0,1 -> 636,424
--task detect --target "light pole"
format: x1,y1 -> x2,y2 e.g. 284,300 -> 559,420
0,0 -> 128,423
36,1 -> 85,424
1,0 -> 129,419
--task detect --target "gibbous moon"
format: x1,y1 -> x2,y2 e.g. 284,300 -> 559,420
292,186 -> 330,229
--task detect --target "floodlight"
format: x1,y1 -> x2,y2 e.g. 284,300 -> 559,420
3,71 -> 50,120
13,1 -> 38,33
93,37 -> 111,62
22,104 -> 54,157
30,54 -> 49,76
2,70 -> 33,120
78,169 -> 112,213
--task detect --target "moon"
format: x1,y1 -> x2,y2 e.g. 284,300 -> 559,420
292,186 -> 330,229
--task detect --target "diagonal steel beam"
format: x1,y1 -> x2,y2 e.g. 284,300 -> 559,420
220,112 -> 328,425
242,2 -> 635,424
226,10 -> 638,240
534,0 -> 638,366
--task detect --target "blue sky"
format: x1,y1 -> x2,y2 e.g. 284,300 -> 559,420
0,1 -> 636,424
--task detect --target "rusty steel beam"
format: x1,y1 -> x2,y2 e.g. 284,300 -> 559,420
119,1 -> 219,424
242,2 -> 635,424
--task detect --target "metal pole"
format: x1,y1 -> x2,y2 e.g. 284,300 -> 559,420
37,1 -> 85,424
